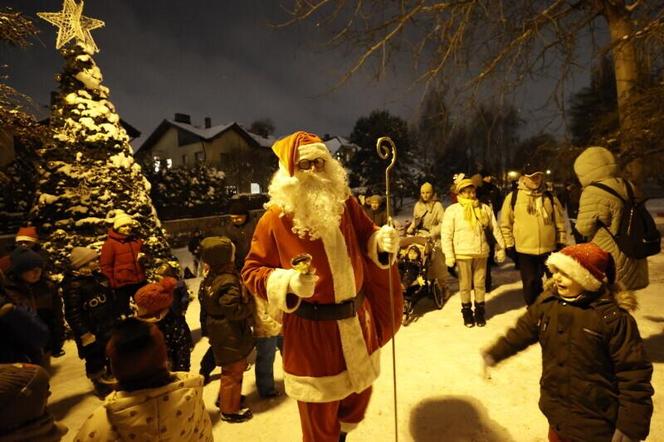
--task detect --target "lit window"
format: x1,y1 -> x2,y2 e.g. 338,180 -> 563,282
153,156 -> 161,172
166,158 -> 173,169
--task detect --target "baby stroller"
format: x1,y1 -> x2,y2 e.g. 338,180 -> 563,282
398,237 -> 445,324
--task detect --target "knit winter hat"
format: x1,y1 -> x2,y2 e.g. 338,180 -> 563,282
453,173 -> 474,194
271,131 -> 325,176
106,318 -> 169,386
69,247 -> 98,270
420,182 -> 433,193
200,236 -> 235,269
9,247 -> 45,275
546,243 -> 616,292
133,277 -> 176,319
113,212 -> 136,230
15,226 -> 39,244
366,195 -> 383,205
0,363 -> 51,432
228,198 -> 250,217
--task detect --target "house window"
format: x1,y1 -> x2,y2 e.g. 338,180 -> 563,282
166,158 -> 173,169
177,128 -> 200,147
225,185 -> 237,196
153,156 -> 161,172
195,151 -> 205,162
250,183 -> 261,194
182,154 -> 188,166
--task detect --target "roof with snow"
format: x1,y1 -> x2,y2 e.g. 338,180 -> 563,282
324,136 -> 360,155
136,118 -> 275,153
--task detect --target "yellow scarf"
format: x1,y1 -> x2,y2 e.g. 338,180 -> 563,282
457,196 -> 489,227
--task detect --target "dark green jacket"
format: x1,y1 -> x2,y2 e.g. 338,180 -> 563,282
202,271 -> 255,366
485,287 -> 653,442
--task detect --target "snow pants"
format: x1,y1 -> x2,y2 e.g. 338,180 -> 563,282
457,257 -> 488,304
219,358 -> 248,413
517,252 -> 551,305
297,386 -> 372,442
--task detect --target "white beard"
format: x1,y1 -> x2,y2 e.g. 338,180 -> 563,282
267,159 -> 351,240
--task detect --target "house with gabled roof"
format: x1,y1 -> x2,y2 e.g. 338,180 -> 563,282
323,135 -> 360,166
135,113 -> 277,194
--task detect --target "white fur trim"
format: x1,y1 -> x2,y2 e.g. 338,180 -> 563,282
367,230 -> 396,269
282,226 -> 382,403
298,142 -> 331,160
284,350 -> 381,402
546,253 -> 602,291
266,268 -> 302,320
15,235 -> 37,243
340,421 -> 360,432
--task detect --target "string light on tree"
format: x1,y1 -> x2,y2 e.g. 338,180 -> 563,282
37,0 -> 104,53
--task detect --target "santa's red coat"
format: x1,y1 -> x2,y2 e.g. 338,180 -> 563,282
242,196 -> 402,402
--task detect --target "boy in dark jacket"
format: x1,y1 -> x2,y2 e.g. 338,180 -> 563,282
482,243 -> 653,442
200,236 -> 255,423
62,247 -> 119,396
0,272 -> 48,365
4,247 -> 65,364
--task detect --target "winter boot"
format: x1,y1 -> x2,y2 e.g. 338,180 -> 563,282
461,303 -> 475,328
474,301 -> 486,327
339,431 -> 348,442
220,407 -> 253,423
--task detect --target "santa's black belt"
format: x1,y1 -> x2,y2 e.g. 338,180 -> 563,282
293,291 -> 365,321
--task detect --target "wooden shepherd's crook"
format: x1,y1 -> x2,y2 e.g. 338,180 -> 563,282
376,136 -> 398,442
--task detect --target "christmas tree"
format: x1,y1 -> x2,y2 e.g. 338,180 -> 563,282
31,0 -> 171,279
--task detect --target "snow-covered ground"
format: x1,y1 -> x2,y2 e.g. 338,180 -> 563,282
48,201 -> 664,441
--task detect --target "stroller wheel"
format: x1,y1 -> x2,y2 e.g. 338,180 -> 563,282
431,280 -> 445,309
402,299 -> 413,324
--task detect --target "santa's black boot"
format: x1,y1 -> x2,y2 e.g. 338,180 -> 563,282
461,303 -> 475,328
474,301 -> 486,327
339,432 -> 348,442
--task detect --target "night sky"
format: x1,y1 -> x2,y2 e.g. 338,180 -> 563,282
2,1 -> 585,147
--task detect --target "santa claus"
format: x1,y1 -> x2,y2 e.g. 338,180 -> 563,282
242,131 -> 403,442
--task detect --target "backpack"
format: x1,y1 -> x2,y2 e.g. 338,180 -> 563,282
589,181 -> 661,259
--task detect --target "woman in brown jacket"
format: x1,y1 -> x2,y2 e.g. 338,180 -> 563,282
482,243 -> 653,442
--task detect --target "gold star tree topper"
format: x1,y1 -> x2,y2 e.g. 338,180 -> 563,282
38,0 -> 104,53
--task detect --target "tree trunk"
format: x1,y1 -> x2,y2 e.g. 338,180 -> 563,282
602,1 -> 642,183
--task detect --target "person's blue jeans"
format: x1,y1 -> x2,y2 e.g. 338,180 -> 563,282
255,335 -> 283,397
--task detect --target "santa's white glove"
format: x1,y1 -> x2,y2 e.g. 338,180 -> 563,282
494,248 -> 506,264
377,225 -> 399,254
288,271 -> 318,298
611,429 -> 636,442
445,257 -> 456,268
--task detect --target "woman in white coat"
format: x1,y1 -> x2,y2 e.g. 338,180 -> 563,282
441,176 -> 506,327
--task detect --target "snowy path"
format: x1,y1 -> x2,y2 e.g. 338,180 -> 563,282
48,246 -> 663,441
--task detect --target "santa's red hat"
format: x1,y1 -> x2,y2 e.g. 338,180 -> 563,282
546,243 -> 615,292
271,131 -> 329,176
15,226 -> 38,244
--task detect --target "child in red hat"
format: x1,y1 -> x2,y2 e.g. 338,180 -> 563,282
133,276 -> 192,372
482,243 -> 653,442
